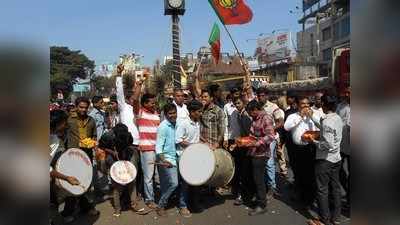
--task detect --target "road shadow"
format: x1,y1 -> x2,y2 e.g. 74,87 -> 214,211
274,171 -> 351,223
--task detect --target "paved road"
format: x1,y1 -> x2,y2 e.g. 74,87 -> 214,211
53,179 -> 350,225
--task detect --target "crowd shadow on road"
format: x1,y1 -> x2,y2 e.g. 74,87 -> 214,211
274,173 -> 351,223
69,213 -> 100,225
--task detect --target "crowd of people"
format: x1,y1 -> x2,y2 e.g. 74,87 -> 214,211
49,64 -> 350,225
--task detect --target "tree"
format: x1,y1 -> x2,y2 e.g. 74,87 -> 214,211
91,75 -> 116,96
50,46 -> 95,99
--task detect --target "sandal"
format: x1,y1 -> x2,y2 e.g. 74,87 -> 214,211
131,203 -> 147,215
307,219 -> 325,225
113,210 -> 121,217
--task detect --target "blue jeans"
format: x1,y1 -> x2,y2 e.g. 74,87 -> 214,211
158,166 -> 188,209
265,140 -> 277,189
140,151 -> 156,203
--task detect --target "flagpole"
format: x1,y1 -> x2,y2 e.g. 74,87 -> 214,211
221,23 -> 245,66
221,23 -> 252,90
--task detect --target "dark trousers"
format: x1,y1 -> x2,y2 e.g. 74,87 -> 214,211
340,153 -> 350,205
241,156 -> 267,209
61,195 -> 94,217
62,148 -> 95,217
315,159 -> 342,224
188,185 -> 203,209
112,181 -> 136,211
229,141 -> 247,197
112,145 -> 140,211
286,141 -> 300,188
294,144 -> 316,206
134,145 -> 145,199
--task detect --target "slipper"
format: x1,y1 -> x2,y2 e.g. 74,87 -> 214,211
135,208 -> 152,215
307,219 -> 325,225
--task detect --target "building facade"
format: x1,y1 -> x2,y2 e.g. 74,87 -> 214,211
297,0 -> 350,77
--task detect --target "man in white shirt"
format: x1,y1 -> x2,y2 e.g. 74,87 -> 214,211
270,95 -> 289,178
115,64 -> 143,201
307,95 -> 343,225
336,87 -> 350,208
284,96 -> 321,207
115,69 -> 140,146
173,89 -> 190,124
311,91 -> 326,120
223,87 -> 241,148
311,92 -> 324,112
175,100 -> 203,212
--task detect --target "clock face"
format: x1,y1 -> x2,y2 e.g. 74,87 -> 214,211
168,0 -> 182,8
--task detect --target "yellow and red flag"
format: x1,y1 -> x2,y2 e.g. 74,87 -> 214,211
208,0 -> 253,25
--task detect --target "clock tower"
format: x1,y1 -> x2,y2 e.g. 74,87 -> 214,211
164,0 -> 185,89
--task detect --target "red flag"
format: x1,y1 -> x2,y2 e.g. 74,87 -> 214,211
208,0 -> 253,25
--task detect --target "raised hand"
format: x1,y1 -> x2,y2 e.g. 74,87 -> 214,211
117,64 -> 124,75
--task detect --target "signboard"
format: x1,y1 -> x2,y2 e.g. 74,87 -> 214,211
303,0 -> 320,11
254,31 -> 296,64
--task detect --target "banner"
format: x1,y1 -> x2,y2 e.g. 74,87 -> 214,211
254,31 -> 296,64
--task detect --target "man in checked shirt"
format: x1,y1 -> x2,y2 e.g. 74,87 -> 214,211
241,100 -> 275,216
199,89 -> 225,150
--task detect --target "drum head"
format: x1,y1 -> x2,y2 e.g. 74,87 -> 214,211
179,143 -> 215,186
110,160 -> 137,185
55,148 -> 93,196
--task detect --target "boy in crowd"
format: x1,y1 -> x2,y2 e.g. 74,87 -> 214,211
155,103 -> 191,218
96,124 -> 145,217
242,100 -> 275,216
132,78 -> 160,210
200,89 -> 225,150
228,96 -> 252,206
50,110 -> 81,224
176,100 -> 203,212
63,97 -> 99,221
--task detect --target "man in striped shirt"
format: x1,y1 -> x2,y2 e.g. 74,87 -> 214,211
132,78 -> 160,210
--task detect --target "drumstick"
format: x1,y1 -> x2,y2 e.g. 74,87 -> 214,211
148,162 -> 176,167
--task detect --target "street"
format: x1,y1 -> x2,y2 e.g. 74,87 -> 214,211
53,175 -> 350,225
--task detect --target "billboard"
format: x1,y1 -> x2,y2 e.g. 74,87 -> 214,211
303,0 -> 320,11
254,31 -> 296,64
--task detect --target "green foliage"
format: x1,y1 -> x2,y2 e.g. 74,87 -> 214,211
50,46 -> 95,99
91,75 -> 116,96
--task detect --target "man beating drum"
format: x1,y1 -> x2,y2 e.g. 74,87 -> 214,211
50,110 -> 85,224
176,100 -> 204,212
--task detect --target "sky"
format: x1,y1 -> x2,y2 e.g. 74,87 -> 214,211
1,0 -> 304,67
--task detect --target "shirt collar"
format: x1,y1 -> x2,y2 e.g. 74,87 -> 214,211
256,110 -> 267,120
206,103 -> 217,111
173,101 -> 185,108
325,112 -> 336,117
142,107 -> 157,115
165,119 -> 175,127
189,119 -> 199,125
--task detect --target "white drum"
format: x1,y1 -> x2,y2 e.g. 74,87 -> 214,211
110,160 -> 137,185
55,148 -> 93,197
179,143 -> 235,187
